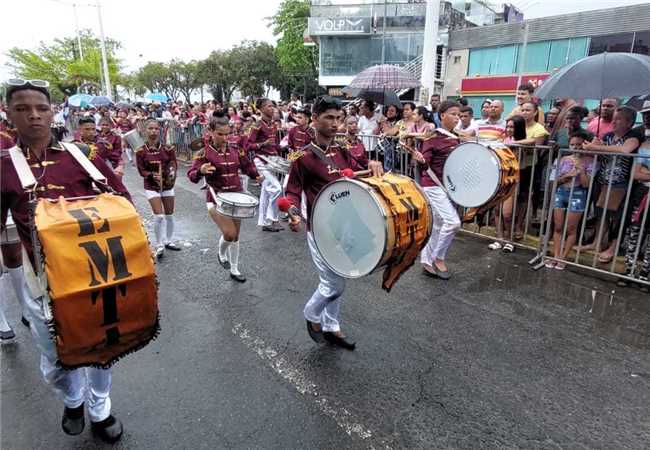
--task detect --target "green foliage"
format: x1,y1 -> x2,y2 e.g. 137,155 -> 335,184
269,0 -> 316,74
5,29 -> 122,101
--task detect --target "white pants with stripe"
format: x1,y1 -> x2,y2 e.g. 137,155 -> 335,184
420,186 -> 461,264
20,277 -> 112,422
303,232 -> 346,333
254,158 -> 282,227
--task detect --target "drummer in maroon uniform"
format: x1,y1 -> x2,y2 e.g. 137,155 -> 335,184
96,116 -> 124,177
75,117 -> 122,177
247,98 -> 283,232
343,115 -> 369,167
286,106 -> 312,154
188,113 -> 263,282
1,80 -> 128,442
284,96 -> 383,350
411,101 -> 462,280
135,119 -> 181,259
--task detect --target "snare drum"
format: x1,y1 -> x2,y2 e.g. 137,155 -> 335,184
213,191 -> 259,219
265,156 -> 291,175
123,129 -> 145,151
311,174 -> 432,282
443,142 -> 519,208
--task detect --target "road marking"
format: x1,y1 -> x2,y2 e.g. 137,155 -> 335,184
232,323 -> 391,449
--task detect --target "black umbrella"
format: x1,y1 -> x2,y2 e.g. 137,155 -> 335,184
535,53 -> 650,100
626,94 -> 650,111
342,87 -> 401,107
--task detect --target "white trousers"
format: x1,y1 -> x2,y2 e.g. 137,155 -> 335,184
420,186 -> 461,264
20,277 -> 112,422
254,158 -> 282,226
303,233 -> 346,332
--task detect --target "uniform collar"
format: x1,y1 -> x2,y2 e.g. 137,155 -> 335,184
16,134 -> 64,153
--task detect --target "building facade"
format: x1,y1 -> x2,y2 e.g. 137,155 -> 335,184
443,3 -> 650,114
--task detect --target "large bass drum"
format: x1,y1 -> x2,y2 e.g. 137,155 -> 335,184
310,174 -> 432,283
442,142 -> 519,208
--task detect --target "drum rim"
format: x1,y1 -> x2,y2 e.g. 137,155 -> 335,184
310,177 -> 389,278
443,142 -> 502,208
215,192 -> 259,207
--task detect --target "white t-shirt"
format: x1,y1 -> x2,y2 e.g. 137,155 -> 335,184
358,113 -> 381,152
455,119 -> 479,135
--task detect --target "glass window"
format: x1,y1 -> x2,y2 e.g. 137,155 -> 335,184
518,41 -> 551,73
588,33 -> 634,55
548,39 -> 569,72
468,48 -> 486,76
567,37 -> 588,64
320,37 -> 381,76
632,31 -> 650,56
494,45 -> 518,75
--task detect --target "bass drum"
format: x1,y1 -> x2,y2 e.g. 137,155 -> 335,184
443,142 -> 519,208
310,174 -> 432,280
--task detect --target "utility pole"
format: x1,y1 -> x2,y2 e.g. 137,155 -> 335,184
515,21 -> 530,90
96,0 -> 112,98
420,0 -> 440,101
381,0 -> 387,64
73,3 -> 83,60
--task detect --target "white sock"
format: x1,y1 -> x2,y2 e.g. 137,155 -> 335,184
0,277 -> 11,333
165,214 -> 175,244
153,214 -> 165,248
219,236 -> 231,261
229,241 -> 241,276
6,266 -> 29,318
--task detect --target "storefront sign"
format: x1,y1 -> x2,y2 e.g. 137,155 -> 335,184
460,74 -> 550,95
308,17 -> 371,35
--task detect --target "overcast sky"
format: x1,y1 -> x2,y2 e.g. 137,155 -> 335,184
1,0 -> 646,81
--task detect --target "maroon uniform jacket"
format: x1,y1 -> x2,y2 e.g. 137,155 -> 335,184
187,143 -> 259,203
287,125 -> 313,152
285,141 -> 367,229
343,135 -> 369,168
116,118 -> 134,134
135,143 -> 177,191
247,117 -> 279,157
0,137 -> 131,265
418,133 -> 460,188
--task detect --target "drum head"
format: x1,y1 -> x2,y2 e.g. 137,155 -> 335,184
217,192 -> 258,206
443,143 -> 500,207
311,179 -> 386,278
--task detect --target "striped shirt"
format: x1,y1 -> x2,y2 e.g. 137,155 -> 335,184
476,118 -> 506,141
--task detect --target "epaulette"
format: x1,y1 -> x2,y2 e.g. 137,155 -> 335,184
287,150 -> 305,162
71,141 -> 97,160
193,149 -> 206,159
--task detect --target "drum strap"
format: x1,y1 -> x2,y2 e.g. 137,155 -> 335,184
425,167 -> 451,197
60,142 -> 107,183
7,146 -> 37,189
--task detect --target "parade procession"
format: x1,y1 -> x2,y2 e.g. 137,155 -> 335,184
1,0 -> 650,448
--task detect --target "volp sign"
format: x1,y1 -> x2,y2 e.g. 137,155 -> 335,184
308,17 -> 371,35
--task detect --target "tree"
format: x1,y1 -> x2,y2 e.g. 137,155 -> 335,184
199,50 -> 239,104
230,41 -> 282,98
6,29 -> 123,101
269,0 -> 321,100
168,59 -> 202,103
135,62 -> 180,101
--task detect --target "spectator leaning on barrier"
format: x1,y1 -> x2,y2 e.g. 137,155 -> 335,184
358,99 -> 381,153
620,102 -> 650,286
455,105 -> 478,139
554,106 -> 593,149
476,100 -> 506,141
587,97 -> 618,139
582,106 -> 642,263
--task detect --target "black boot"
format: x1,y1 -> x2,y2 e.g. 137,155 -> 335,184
91,414 -> 123,443
62,403 -> 85,435
323,332 -> 356,350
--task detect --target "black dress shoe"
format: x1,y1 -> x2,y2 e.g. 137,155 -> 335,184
21,316 -> 30,327
91,415 -> 123,444
323,332 -> 356,351
62,404 -> 85,436
306,320 -> 324,343
230,273 -> 246,283
164,243 -> 182,251
262,225 -> 280,232
217,252 -> 231,270
0,328 -> 16,341
272,223 -> 284,231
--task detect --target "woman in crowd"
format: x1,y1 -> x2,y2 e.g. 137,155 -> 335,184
187,113 -> 263,282
488,115 -> 527,251
378,104 -> 401,135
227,105 -> 239,122
135,119 -> 181,259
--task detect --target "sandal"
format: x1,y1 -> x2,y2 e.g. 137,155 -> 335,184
598,254 -> 613,264
502,243 -> 515,253
555,262 -> 566,270
545,260 -> 556,268
488,241 -> 503,250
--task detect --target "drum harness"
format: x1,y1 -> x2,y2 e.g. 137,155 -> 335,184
7,142 -> 118,321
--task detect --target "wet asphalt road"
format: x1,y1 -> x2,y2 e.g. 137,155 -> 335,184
2,164 -> 650,449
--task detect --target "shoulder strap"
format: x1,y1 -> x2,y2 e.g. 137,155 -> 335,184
60,142 -> 106,183
7,146 -> 37,189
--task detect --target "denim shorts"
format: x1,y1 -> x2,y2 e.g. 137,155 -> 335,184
554,186 -> 587,212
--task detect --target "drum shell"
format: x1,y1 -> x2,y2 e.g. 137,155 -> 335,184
214,192 -> 259,219
123,130 -> 145,150
265,156 -> 290,175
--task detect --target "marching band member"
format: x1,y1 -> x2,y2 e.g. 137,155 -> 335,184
97,116 -> 124,177
412,101 -> 462,280
286,106 -> 312,153
115,109 -> 135,165
135,119 -> 181,259
188,113 -> 263,282
343,115 -> 369,167
0,80 -> 129,442
284,96 -> 383,350
247,98 -> 283,232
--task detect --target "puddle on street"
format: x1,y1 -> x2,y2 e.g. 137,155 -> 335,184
467,260 -> 650,350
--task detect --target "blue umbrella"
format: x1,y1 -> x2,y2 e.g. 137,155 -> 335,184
145,92 -> 168,103
68,93 -> 94,107
90,95 -> 113,107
